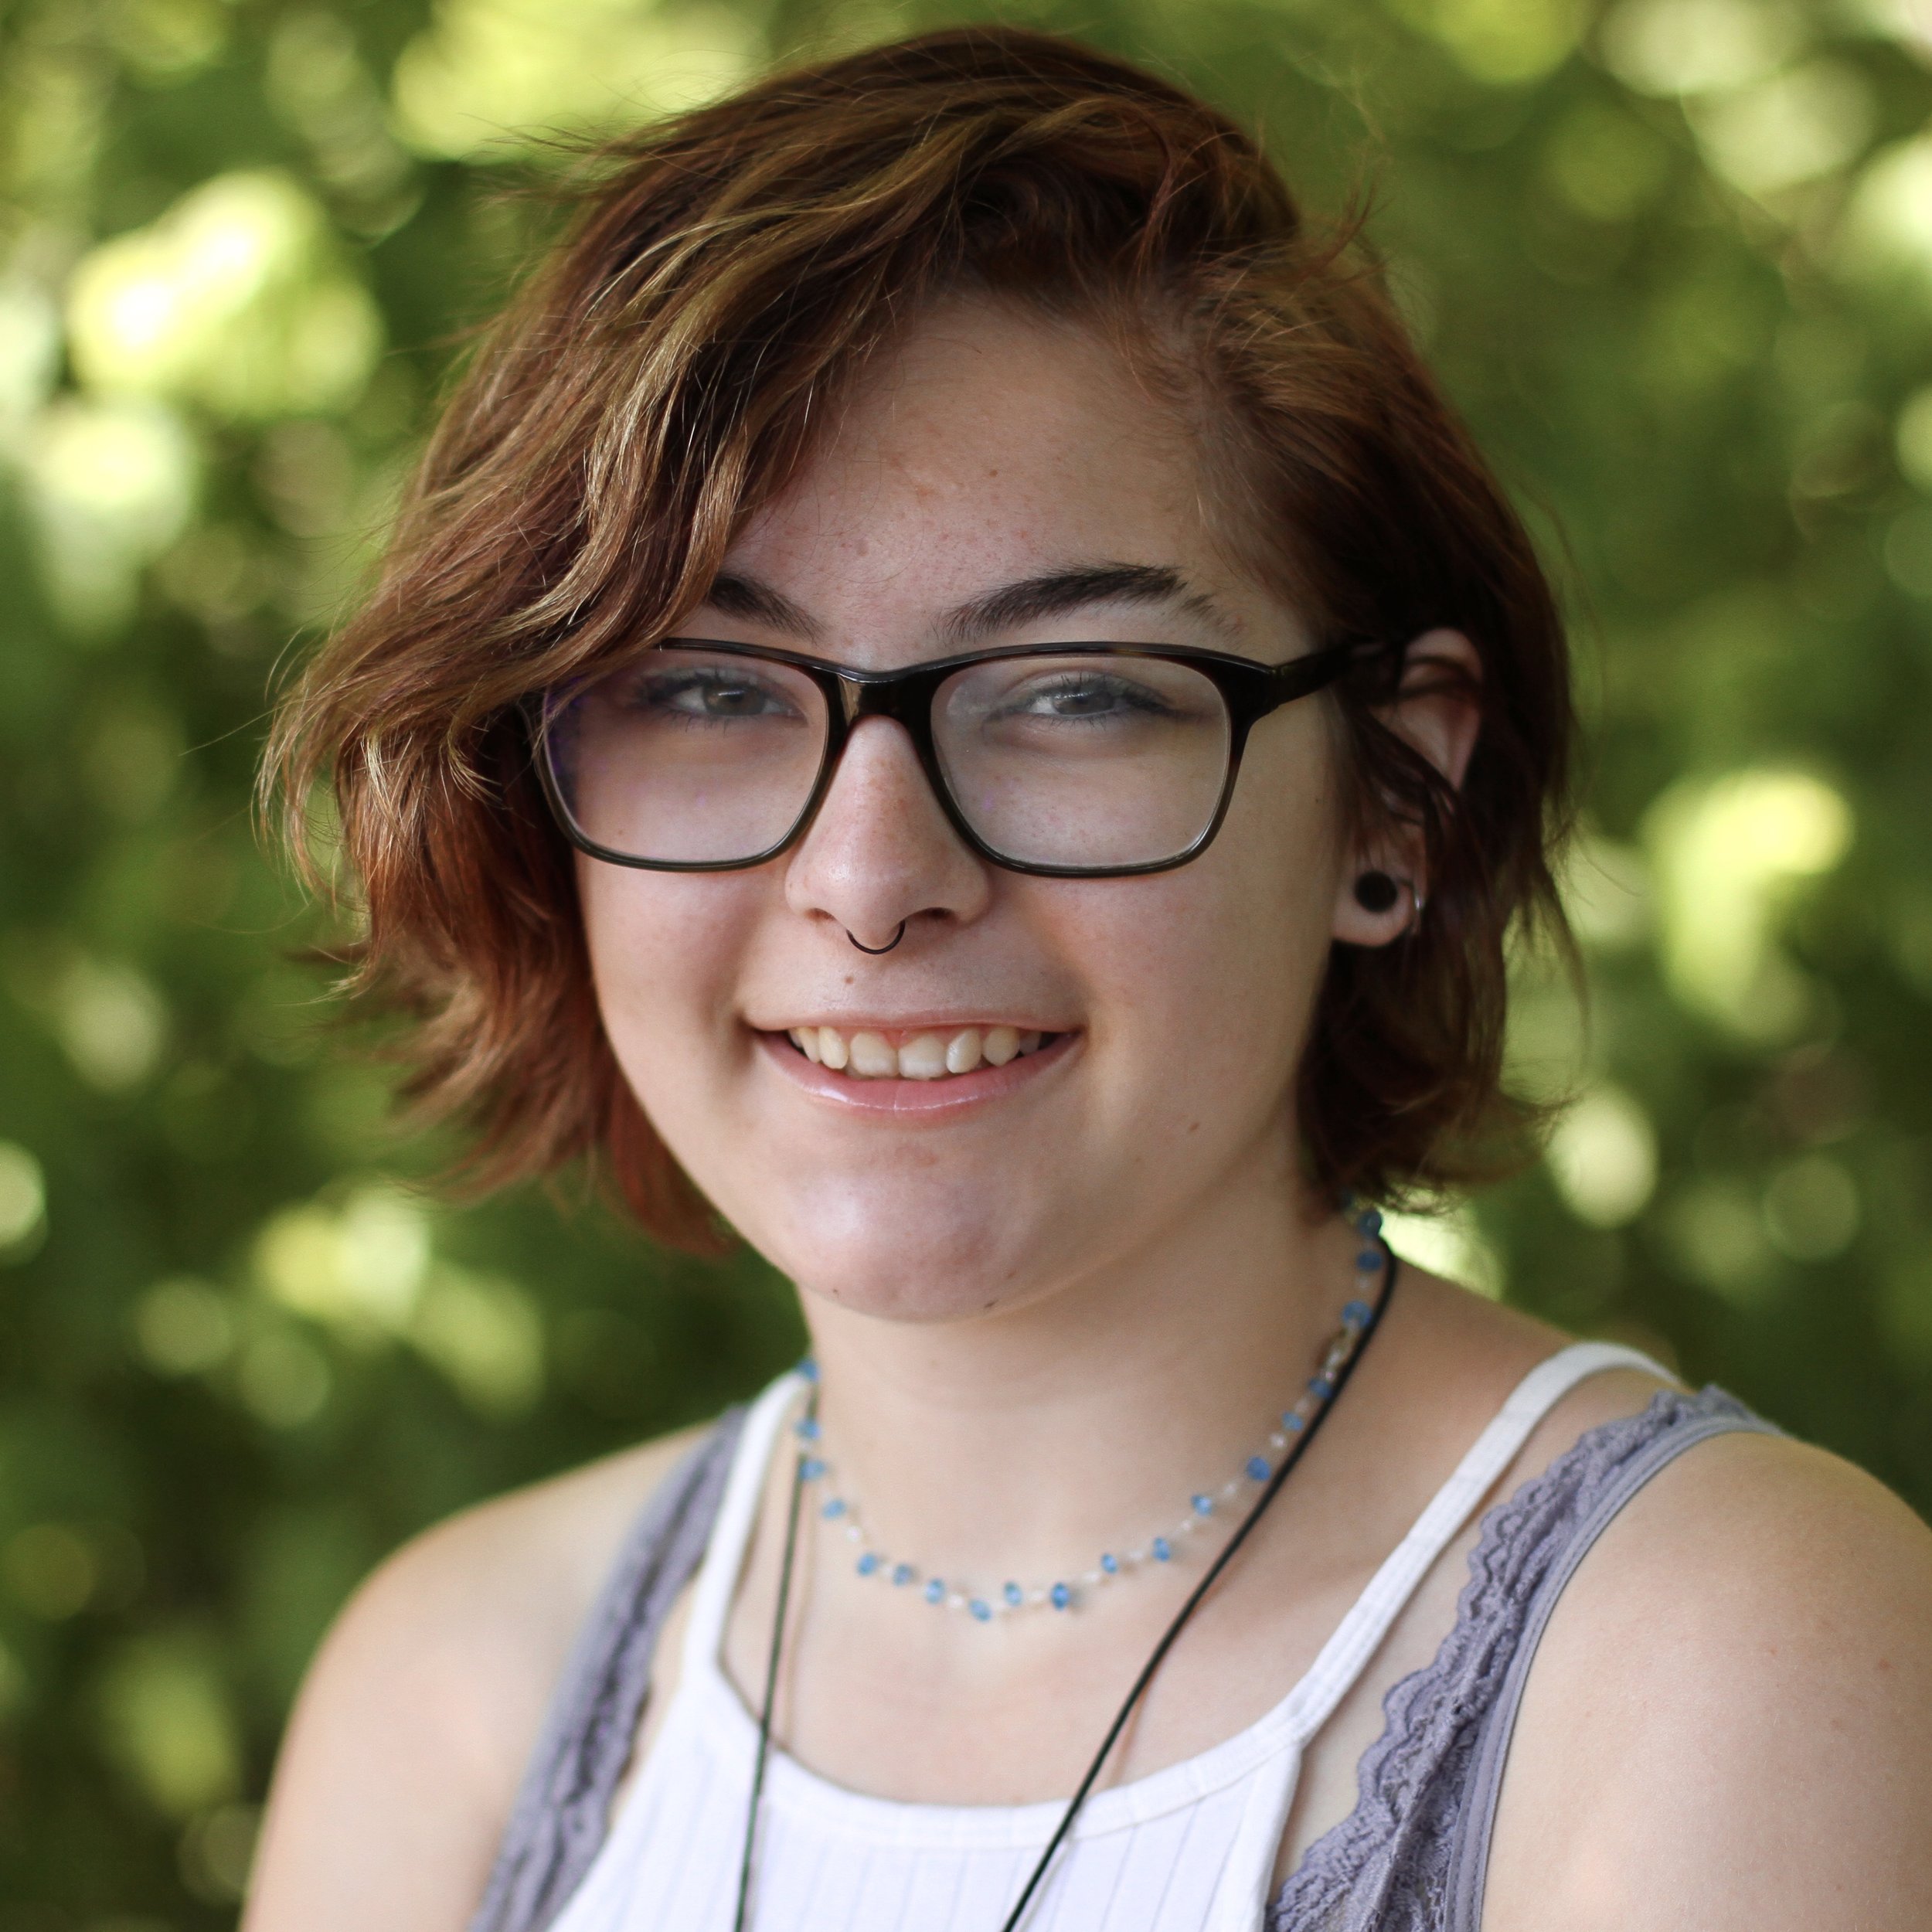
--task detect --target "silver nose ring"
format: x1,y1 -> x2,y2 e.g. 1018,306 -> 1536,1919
846,921 -> 906,955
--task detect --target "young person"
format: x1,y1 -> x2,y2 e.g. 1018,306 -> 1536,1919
247,29 -> 1932,1932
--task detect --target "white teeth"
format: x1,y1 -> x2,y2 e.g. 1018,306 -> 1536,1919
848,1031 -> 897,1078
897,1033 -> 947,1080
788,1023 -> 1053,1079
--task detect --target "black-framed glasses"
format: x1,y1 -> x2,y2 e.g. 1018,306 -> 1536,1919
529,637 -> 1362,879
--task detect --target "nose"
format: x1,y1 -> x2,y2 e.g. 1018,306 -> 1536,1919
784,716 -> 991,948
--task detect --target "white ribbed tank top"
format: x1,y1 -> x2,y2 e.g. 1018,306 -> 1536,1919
546,1342 -> 1660,1932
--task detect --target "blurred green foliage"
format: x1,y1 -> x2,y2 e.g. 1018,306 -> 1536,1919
4,0 -> 1932,1920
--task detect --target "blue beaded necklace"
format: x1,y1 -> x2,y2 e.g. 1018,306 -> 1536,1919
796,1211 -> 1388,1624
733,1205 -> 1400,1932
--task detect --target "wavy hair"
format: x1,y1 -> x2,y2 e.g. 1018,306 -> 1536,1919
268,26 -> 1573,1248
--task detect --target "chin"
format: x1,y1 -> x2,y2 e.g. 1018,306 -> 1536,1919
736,1182 -> 1056,1325
798,1270 -> 1026,1325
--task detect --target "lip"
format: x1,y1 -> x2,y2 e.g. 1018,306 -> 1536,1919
753,1026 -> 1080,1116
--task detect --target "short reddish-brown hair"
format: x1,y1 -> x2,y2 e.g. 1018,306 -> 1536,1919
270,26 -> 1572,1250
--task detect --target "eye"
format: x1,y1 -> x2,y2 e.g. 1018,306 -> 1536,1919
1001,671 -> 1179,723
636,668 -> 803,723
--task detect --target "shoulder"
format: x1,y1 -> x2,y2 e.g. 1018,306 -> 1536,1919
1484,1424 -> 1932,1930
319,1419 -> 716,1747
347,1419 -> 717,1696
243,1420 -> 716,1932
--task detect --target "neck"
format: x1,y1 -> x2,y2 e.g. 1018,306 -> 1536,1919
795,1160 -> 1362,1591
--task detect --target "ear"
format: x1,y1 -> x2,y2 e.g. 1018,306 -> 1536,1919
1331,628 -> 1482,948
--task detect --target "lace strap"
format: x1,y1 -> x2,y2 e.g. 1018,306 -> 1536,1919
467,1410 -> 746,1932
1439,1404 -> 1779,1932
1267,1386 -> 1774,1932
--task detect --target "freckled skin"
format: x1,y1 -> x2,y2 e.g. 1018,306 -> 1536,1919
579,301 -> 1405,1325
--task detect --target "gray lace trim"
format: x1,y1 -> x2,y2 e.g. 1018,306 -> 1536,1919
1267,1386 -> 1759,1932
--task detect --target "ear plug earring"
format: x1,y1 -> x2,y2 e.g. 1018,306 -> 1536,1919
1353,870 -> 1400,914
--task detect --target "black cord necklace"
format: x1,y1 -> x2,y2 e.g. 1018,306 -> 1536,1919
733,1245 -> 1400,1932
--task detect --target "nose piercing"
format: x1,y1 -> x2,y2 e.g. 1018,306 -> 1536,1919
846,921 -> 906,955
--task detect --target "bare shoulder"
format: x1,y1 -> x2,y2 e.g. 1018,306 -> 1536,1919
1485,1427 -> 1932,1930
1364,1265 -> 1675,1481
243,1421 -> 714,1932
342,1419 -> 714,1699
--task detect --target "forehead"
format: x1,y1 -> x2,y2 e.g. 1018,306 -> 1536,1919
714,298 -> 1278,659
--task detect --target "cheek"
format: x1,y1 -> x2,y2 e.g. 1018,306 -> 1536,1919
1057,743 -> 1343,1138
1231,706 -> 1349,937
1138,716 -> 1341,1004
577,860 -> 758,1102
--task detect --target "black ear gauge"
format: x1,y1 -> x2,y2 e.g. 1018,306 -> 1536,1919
1352,869 -> 1400,914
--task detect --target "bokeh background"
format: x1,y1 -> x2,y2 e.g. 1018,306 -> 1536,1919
5,0 -> 1932,1919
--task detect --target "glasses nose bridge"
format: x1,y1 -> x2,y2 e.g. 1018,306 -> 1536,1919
798,665 -> 973,876
808,663 -> 961,851
832,663 -> 930,732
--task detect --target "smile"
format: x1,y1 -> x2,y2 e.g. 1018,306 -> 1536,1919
782,1024 -> 1060,1081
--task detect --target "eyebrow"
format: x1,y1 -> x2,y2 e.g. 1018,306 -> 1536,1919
942,564 -> 1238,646
702,572 -> 822,639
697,563 -> 1239,650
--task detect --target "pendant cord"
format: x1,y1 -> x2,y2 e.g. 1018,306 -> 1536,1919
994,1246 -> 1397,1932
733,1247 -> 1398,1932
733,1376 -> 816,1932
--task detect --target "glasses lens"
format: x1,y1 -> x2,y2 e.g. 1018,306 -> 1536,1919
934,653 -> 1233,871
541,648 -> 828,866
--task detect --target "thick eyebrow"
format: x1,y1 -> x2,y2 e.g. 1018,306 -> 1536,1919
693,562 -> 1238,650
699,572 -> 823,641
941,564 -> 1239,647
